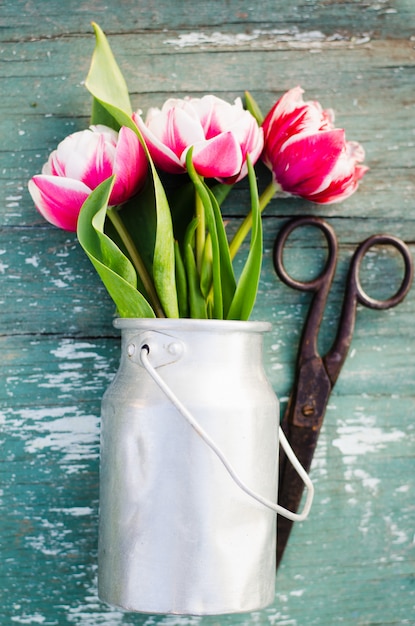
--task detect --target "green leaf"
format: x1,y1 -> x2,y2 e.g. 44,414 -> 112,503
108,174 -> 178,319
205,185 -> 237,317
105,178 -> 157,291
90,98 -> 120,130
168,179 -> 197,245
174,241 -> 188,317
77,177 -> 155,318
200,234 -> 213,299
85,24 -> 179,318
244,91 -> 264,125
186,150 -> 223,319
85,23 -> 137,131
227,156 -> 262,321
184,218 -> 207,319
150,163 -> 179,318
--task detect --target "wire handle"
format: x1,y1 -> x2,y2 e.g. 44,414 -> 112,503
140,345 -> 314,522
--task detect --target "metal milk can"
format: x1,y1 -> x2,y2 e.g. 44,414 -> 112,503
98,318 -> 313,615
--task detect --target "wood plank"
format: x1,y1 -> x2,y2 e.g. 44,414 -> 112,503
1,1 -> 415,624
2,36 -> 415,229
1,334 -> 414,623
3,0 -> 415,39
1,221 -> 413,339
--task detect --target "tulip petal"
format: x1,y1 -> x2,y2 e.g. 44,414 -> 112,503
302,139 -> 368,203
274,130 -> 345,196
28,175 -> 91,231
165,107 -> 205,156
307,163 -> 369,204
190,132 -> 243,179
240,123 -> 264,164
49,128 -> 116,189
262,87 -> 336,173
200,96 -> 241,137
82,133 -> 115,189
264,106 -> 316,158
111,126 -> 148,205
230,131 -> 264,184
133,112 -> 185,174
190,95 -> 216,135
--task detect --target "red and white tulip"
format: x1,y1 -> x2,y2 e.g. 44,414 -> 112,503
28,125 -> 148,231
133,95 -> 264,183
262,87 -> 368,204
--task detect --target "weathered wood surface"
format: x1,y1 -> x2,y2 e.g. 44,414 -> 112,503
1,1 -> 414,624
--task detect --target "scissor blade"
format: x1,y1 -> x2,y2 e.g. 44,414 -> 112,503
277,419 -> 320,565
277,356 -> 331,566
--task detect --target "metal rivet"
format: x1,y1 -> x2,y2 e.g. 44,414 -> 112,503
168,342 -> 183,356
302,405 -> 315,417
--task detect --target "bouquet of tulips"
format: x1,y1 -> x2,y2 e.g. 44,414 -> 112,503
28,23 -> 367,320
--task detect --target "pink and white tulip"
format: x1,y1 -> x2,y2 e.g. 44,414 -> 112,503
262,86 -> 368,204
133,95 -> 264,183
28,125 -> 148,231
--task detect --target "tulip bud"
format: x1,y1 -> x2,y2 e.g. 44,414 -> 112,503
262,87 -> 368,204
28,125 -> 148,231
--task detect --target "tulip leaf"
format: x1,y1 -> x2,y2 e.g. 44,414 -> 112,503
108,166 -> 179,318
106,178 -> 157,289
167,179 -> 198,245
85,23 -> 137,132
90,98 -> 120,131
85,24 -> 179,318
186,150 -> 223,319
205,185 -> 237,317
150,162 -> 179,318
184,218 -> 207,319
200,234 -> 213,299
227,156 -> 262,320
244,91 -> 264,126
77,177 -> 155,318
174,241 -> 188,317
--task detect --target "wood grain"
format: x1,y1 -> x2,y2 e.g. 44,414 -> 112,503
1,1 -> 414,624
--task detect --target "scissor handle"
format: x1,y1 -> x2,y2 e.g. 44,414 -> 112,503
325,232 -> 413,384
274,216 -> 339,363
273,216 -> 337,292
349,234 -> 414,309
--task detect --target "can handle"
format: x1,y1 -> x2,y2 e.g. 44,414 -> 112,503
140,345 -> 314,522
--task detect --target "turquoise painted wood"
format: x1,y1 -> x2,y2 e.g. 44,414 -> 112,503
1,1 -> 414,624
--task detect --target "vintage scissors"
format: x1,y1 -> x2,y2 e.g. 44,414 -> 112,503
273,216 -> 414,566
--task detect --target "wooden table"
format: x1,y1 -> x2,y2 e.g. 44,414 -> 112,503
2,1 -> 415,623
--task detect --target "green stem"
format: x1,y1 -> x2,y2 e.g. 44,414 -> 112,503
229,179 -> 279,260
107,206 -> 166,318
195,183 -> 206,272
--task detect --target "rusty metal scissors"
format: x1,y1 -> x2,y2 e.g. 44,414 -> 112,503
273,216 -> 414,566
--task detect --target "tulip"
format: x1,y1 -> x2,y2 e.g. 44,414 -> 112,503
133,95 -> 264,183
262,86 -> 368,204
28,125 -> 148,231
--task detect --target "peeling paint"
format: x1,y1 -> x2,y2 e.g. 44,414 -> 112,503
163,28 -> 371,50
332,421 -> 405,457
